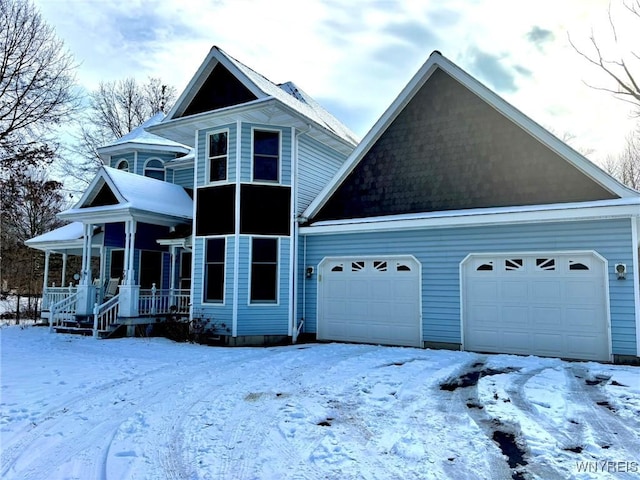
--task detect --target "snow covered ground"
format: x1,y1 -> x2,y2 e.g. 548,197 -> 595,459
1,326 -> 639,480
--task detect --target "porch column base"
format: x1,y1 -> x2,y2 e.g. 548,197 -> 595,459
119,284 -> 140,318
76,285 -> 97,316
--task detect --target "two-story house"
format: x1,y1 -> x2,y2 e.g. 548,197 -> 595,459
28,46 -> 640,363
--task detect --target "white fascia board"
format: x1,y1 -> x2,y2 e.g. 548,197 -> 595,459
148,97 -> 275,145
58,205 -> 191,226
300,199 -> 640,236
97,142 -> 190,156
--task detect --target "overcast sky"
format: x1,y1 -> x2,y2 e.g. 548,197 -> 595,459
33,0 -> 639,165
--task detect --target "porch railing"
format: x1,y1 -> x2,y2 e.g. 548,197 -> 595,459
42,284 -> 77,311
48,292 -> 79,332
93,294 -> 120,336
139,285 -> 190,316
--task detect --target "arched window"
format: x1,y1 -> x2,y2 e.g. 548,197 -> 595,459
144,159 -> 165,181
115,159 -> 129,172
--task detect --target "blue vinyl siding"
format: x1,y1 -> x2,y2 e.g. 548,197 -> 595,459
300,218 -> 637,355
240,124 -> 291,185
297,136 -> 347,213
196,123 -> 237,188
172,167 -> 194,189
191,236 -> 234,327
236,235 -> 291,335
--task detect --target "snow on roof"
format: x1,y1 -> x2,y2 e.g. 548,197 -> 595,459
99,112 -> 190,151
26,222 -> 84,244
216,47 -> 359,145
103,167 -> 193,218
60,167 -> 193,220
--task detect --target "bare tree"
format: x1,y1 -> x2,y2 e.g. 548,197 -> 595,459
63,77 -> 177,187
570,1 -> 640,114
0,167 -> 66,313
0,0 -> 78,171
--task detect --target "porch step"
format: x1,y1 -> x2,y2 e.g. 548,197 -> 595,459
53,326 -> 93,336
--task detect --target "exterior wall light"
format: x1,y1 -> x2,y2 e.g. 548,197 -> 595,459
615,263 -> 627,280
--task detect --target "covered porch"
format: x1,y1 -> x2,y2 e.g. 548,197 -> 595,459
26,167 -> 194,337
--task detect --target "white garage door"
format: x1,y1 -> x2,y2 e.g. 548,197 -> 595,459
462,252 -> 610,361
318,256 -> 421,347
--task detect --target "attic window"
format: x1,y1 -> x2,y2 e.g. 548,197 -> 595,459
116,159 -> 129,172
144,159 -> 164,181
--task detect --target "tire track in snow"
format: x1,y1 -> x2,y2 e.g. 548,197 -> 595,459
2,354 -> 244,480
567,366 -> 640,452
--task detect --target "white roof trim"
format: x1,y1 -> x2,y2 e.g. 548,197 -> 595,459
303,51 -> 637,220
300,198 -> 640,235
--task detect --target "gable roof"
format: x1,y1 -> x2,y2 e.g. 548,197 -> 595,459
58,167 -> 193,225
303,51 -> 638,222
153,46 -> 358,148
97,112 -> 191,156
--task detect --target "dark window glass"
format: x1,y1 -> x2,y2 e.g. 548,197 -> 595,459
196,185 -> 235,235
253,130 -> 279,181
110,250 -> 124,279
116,160 -> 129,172
250,238 -> 277,303
144,159 -> 165,181
204,238 -> 225,302
209,132 -> 227,182
240,184 -> 290,236
180,252 -> 192,290
140,251 -> 162,288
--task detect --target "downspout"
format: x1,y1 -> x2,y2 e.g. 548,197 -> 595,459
291,124 -> 311,343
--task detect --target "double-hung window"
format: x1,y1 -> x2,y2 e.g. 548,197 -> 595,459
204,238 -> 225,303
253,130 -> 279,182
208,131 -> 228,182
250,238 -> 278,303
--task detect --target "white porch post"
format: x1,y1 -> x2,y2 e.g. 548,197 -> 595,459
76,223 -> 96,316
169,245 -> 177,306
61,253 -> 67,286
42,250 -> 51,291
119,219 -> 139,318
125,219 -> 137,285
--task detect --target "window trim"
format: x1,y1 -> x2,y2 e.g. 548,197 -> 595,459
206,128 -> 229,184
143,158 -> 165,181
248,236 -> 280,306
251,127 -> 281,184
203,237 -> 226,304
